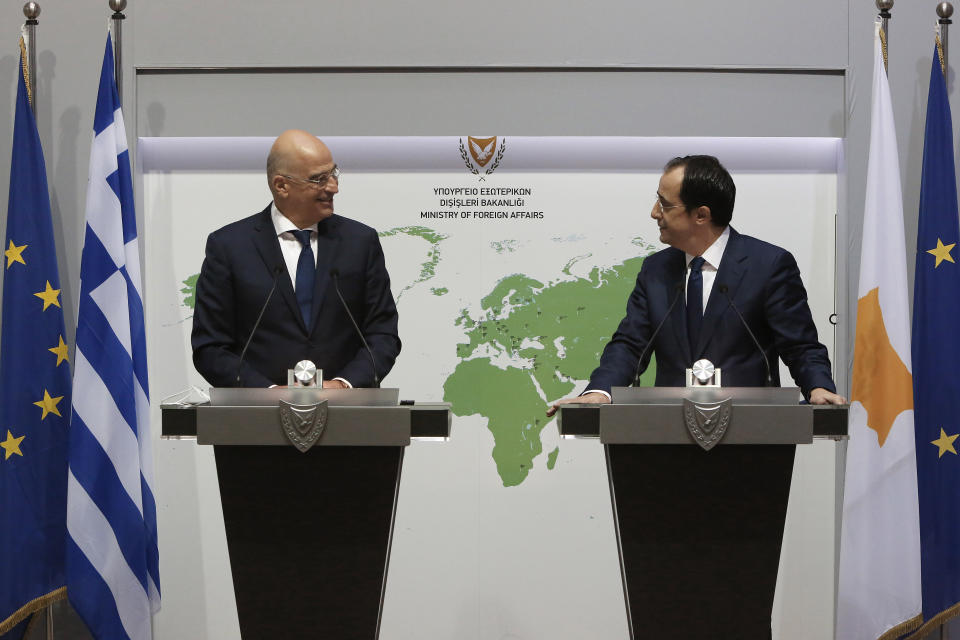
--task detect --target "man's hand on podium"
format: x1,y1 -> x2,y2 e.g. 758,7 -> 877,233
546,391 -> 611,418
269,379 -> 349,389
809,387 -> 847,405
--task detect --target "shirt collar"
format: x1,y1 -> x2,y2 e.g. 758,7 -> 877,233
686,225 -> 730,271
271,202 -> 318,236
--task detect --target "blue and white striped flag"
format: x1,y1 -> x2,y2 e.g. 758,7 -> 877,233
66,34 -> 159,640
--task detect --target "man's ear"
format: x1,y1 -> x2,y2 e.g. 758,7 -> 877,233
271,175 -> 287,197
694,205 -> 712,225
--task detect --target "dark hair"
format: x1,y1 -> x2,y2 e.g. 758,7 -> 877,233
663,155 -> 736,227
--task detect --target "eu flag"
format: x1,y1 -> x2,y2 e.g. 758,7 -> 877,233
0,44 -> 71,633
912,41 -> 960,629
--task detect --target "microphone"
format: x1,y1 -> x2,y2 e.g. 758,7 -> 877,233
235,265 -> 284,386
717,284 -> 773,387
632,281 -> 684,387
330,268 -> 380,388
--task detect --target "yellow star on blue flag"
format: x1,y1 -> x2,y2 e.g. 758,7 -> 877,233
48,335 -> 68,366
1,430 -> 25,460
927,238 -> 956,267
33,390 -> 64,420
931,428 -> 959,458
33,280 -> 61,310
5,240 -> 26,268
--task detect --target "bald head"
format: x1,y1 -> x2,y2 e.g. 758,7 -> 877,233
267,130 -> 332,193
267,130 -> 339,228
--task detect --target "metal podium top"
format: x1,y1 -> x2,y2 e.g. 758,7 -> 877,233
611,386 -> 803,405
555,386 -> 849,446
161,389 -> 451,443
209,387 -> 399,406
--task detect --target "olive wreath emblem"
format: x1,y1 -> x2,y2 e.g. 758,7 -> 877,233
459,137 -> 506,180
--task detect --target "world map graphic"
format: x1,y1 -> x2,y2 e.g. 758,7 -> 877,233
181,225 -> 657,487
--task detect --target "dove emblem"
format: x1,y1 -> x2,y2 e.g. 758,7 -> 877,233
471,139 -> 495,161
467,136 -> 498,167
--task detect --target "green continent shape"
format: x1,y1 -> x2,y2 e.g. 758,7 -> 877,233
491,240 -> 519,254
458,256 -> 651,399
181,274 -> 199,309
379,225 -> 447,245
446,252 -> 656,486
562,253 -> 592,275
379,225 -> 449,299
546,446 -> 559,470
444,358 -> 547,487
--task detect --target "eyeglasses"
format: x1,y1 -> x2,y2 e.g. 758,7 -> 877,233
282,166 -> 341,188
654,197 -> 686,214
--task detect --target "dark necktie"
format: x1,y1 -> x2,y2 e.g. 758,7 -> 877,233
292,229 -> 315,325
686,256 -> 706,355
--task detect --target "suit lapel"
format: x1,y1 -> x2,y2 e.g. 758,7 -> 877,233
308,216 -> 343,333
696,228 -> 747,356
251,205 -> 307,333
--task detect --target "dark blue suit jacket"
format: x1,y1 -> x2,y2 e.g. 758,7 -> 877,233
191,205 -> 401,387
587,228 -> 836,399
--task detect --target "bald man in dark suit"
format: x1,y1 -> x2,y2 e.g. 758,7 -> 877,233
192,130 -> 400,388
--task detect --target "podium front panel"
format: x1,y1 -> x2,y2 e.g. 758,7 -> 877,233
161,391 -> 453,639
583,386 -> 841,639
214,444 -> 403,639
599,403 -> 812,444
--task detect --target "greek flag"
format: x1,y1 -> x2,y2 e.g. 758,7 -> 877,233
66,34 -> 159,640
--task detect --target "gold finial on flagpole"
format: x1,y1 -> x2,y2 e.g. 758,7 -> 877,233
937,3 -> 953,80
21,2 -> 39,113
877,0 -> 893,74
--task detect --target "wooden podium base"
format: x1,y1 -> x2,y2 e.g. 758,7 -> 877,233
214,445 -> 403,639
606,444 -> 795,639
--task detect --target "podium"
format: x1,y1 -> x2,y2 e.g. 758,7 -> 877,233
161,388 -> 450,640
559,387 -> 847,639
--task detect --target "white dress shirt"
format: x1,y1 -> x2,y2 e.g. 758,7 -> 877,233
271,203 -> 317,291
684,225 -> 730,310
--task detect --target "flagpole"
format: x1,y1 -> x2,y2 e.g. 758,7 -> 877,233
22,2 -> 39,116
109,0 -> 126,106
939,3 -> 953,82
878,0 -> 893,66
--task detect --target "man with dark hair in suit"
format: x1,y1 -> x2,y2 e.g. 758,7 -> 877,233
192,129 -> 401,388
548,154 -> 845,415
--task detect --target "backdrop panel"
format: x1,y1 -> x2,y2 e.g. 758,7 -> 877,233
142,136 -> 839,640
